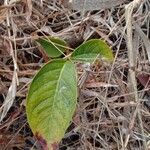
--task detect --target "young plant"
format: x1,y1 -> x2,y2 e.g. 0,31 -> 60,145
26,37 -> 114,150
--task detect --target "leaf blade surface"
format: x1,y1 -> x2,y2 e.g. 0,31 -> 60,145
71,39 -> 114,62
36,37 -> 67,58
26,59 -> 77,149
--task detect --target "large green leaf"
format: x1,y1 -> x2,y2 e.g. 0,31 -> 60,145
26,59 -> 77,150
36,37 -> 67,58
71,39 -> 114,62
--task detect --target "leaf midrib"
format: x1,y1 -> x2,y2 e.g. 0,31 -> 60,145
46,61 -> 67,141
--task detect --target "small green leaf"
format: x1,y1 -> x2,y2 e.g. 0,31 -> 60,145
71,39 -> 114,62
26,59 -> 77,150
36,37 -> 67,58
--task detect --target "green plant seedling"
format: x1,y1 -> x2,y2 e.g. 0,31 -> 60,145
26,37 -> 114,150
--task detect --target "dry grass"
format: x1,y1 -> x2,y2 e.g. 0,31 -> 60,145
0,0 -> 150,150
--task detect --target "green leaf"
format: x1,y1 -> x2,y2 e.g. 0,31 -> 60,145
71,39 -> 114,62
36,37 -> 67,58
26,59 -> 77,150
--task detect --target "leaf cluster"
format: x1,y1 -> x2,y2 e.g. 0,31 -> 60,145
26,37 -> 114,150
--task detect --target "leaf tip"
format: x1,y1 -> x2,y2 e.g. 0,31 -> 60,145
35,132 -> 59,150
51,142 -> 59,150
35,132 -> 48,150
